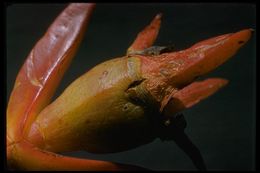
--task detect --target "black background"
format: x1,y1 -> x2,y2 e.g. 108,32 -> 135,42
6,3 -> 256,171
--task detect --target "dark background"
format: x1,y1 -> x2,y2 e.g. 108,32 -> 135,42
6,3 -> 256,171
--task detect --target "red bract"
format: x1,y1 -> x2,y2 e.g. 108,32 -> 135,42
7,3 -> 253,171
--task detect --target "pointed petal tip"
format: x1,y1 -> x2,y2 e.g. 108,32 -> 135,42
163,28 -> 253,86
155,13 -> 163,19
127,12 -> 162,53
162,77 -> 230,117
249,28 -> 255,33
151,13 -> 162,25
206,78 -> 229,88
233,28 -> 253,46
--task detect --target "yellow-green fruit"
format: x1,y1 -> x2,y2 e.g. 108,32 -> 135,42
28,56 -> 159,153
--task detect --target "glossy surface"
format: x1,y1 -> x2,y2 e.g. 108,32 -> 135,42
7,4 -> 137,170
28,57 -> 156,153
6,3 -> 256,171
